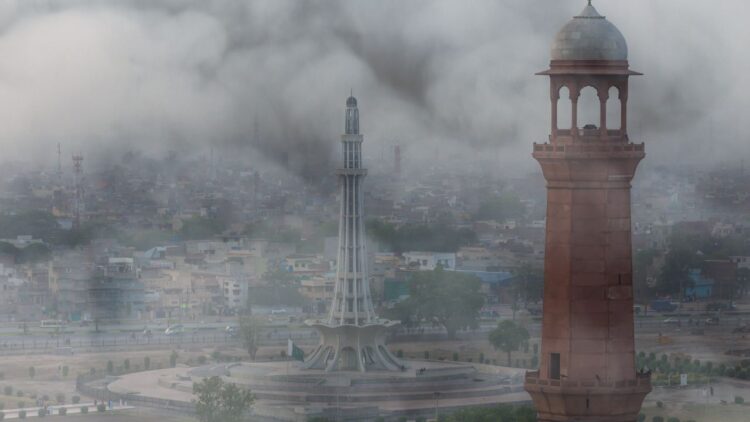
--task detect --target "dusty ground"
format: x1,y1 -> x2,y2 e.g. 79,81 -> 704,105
0,323 -> 746,421
36,408 -> 195,421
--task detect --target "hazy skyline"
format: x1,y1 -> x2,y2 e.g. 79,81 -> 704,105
0,0 -> 747,179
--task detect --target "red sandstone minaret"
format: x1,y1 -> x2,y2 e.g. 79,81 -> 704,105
524,2 -> 651,421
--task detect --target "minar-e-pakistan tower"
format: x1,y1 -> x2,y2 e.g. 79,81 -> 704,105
303,95 -> 403,372
524,2 -> 651,421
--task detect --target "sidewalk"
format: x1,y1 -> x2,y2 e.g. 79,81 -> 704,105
0,402 -> 134,419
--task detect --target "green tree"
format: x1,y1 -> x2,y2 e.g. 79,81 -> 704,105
658,246 -> 699,296
394,267 -> 484,338
365,220 -> 477,254
474,193 -> 526,222
514,262 -> 544,306
489,320 -> 530,366
194,376 -> 254,422
633,248 -> 659,301
239,317 -> 261,360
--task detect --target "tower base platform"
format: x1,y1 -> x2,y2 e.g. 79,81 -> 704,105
524,370 -> 651,422
100,360 -> 531,421
303,319 -> 403,372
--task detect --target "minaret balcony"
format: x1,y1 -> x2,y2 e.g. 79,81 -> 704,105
552,129 -> 628,144
533,141 -> 644,157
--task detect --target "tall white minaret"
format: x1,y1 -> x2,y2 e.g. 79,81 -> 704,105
304,94 -> 403,372
328,93 -> 376,325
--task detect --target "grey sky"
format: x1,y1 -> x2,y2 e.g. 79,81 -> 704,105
0,0 -> 746,178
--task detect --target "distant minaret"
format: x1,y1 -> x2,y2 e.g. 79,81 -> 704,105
57,143 -> 62,179
303,94 -> 403,372
72,154 -> 84,229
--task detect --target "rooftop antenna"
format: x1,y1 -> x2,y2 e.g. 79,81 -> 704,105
72,153 -> 84,229
56,143 -> 62,178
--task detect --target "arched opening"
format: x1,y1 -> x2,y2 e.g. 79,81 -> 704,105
557,86 -> 572,130
340,347 -> 358,370
578,86 -> 599,130
607,86 -> 621,131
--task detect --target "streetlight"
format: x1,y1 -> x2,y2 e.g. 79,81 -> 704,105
433,391 -> 441,421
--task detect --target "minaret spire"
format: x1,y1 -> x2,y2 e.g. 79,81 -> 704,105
303,94 -> 403,373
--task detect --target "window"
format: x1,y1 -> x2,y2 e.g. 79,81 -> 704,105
550,353 -> 561,380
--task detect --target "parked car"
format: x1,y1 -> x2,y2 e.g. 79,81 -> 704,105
663,318 -> 680,325
706,302 -> 737,312
650,300 -> 678,313
164,324 -> 185,336
704,317 -> 720,326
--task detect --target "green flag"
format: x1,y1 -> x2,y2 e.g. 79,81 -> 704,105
287,338 -> 305,361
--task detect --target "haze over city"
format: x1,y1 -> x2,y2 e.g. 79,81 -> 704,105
0,0 -> 747,177
0,1 -> 747,422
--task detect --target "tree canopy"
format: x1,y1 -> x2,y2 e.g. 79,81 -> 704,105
473,193 -> 526,223
194,376 -> 254,422
0,242 -> 51,264
387,267 -> 484,338
366,220 -> 477,253
489,320 -> 530,366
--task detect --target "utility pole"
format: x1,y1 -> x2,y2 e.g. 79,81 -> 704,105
434,391 -> 441,421
72,154 -> 84,229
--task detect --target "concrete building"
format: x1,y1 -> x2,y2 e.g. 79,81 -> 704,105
52,254 -> 145,321
523,2 -> 651,421
403,251 -> 456,270
222,277 -> 248,310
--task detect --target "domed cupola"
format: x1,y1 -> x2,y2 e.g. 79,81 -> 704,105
551,0 -> 628,61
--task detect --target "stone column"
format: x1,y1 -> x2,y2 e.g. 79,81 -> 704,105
599,89 -> 608,137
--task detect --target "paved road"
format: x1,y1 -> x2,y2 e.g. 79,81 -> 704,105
0,312 -> 746,356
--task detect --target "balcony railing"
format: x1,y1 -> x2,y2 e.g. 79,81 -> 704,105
524,370 -> 651,389
533,143 -> 644,154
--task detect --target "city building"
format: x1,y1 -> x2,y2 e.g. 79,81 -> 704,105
403,251 -> 456,270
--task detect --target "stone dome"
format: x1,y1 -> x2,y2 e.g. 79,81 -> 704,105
551,1 -> 628,61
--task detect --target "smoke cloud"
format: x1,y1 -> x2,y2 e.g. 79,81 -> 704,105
0,0 -> 746,179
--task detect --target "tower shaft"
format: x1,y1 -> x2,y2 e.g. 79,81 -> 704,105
329,129 -> 375,325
